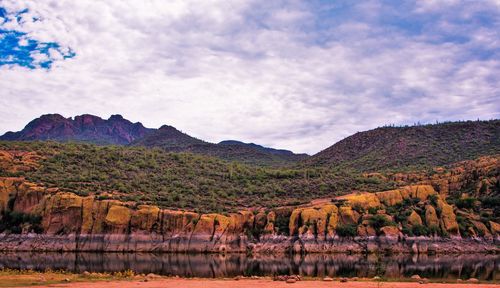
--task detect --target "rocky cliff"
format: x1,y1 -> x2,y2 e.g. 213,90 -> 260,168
0,114 -> 152,145
0,145 -> 498,254
0,175 -> 498,253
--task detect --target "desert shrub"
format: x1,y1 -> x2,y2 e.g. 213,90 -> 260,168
368,206 -> 382,215
411,224 -> 430,236
0,211 -> 43,234
457,216 -> 472,236
336,224 -> 357,237
455,198 -> 476,209
428,194 -> 439,206
351,203 -> 365,214
369,214 -> 395,234
481,196 -> 500,208
274,214 -> 290,235
394,209 -> 412,223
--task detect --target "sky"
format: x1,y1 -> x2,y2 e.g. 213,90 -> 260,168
0,0 -> 499,154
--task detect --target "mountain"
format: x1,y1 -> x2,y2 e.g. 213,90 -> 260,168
308,120 -> 500,171
130,127 -> 308,166
0,114 -> 308,166
0,114 -> 152,145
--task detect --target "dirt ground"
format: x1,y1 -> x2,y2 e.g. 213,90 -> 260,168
20,279 -> 500,288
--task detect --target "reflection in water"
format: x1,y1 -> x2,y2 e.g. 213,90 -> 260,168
0,252 -> 498,280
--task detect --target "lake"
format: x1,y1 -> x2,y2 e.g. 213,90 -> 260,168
0,252 -> 498,281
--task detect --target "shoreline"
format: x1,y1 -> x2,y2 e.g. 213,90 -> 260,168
1,273 -> 499,288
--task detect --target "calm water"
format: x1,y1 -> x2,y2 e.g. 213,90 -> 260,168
0,252 -> 498,281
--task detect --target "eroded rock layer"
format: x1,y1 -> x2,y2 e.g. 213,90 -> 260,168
0,175 -> 498,254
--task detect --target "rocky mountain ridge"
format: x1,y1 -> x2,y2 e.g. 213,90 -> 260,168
0,114 -> 152,145
0,114 -> 307,166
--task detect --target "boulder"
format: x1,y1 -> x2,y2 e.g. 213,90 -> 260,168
323,277 -> 333,281
289,208 -> 302,236
322,205 -> 339,236
424,205 -> 439,227
489,221 -> 500,235
408,210 -> 423,226
403,185 -> 436,201
105,204 -> 132,234
339,206 -> 360,225
0,178 -> 17,213
376,189 -> 404,206
380,226 -> 399,237
299,208 -> 328,237
471,220 -> 492,238
42,193 -> 85,234
437,198 -> 459,235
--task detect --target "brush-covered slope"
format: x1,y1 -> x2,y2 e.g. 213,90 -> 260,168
0,141 -> 395,213
308,120 -> 500,171
0,114 -> 152,145
130,127 -> 308,166
1,114 -> 308,167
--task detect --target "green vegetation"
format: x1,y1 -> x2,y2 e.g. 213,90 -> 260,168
0,141 -> 397,213
409,224 -> 430,236
455,197 -> 477,210
0,211 -> 43,234
369,214 -> 395,235
307,120 -> 500,172
274,213 -> 291,235
335,224 -> 358,237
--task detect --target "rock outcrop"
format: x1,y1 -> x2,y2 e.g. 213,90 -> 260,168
0,148 -> 498,254
388,156 -> 499,198
0,177 -> 498,254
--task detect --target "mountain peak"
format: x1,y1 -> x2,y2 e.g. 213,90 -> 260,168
109,114 -> 124,121
158,124 -> 178,131
1,113 -> 152,145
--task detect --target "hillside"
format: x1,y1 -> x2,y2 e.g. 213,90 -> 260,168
0,141 -> 498,253
131,128 -> 308,166
0,141 -> 395,213
308,120 -> 500,172
0,114 -> 308,167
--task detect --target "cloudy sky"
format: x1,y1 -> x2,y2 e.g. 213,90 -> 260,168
0,0 -> 499,154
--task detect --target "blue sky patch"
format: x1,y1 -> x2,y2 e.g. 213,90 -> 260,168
0,7 -> 74,69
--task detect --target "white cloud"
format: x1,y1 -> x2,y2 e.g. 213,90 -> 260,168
0,0 -> 499,154
18,37 -> 28,46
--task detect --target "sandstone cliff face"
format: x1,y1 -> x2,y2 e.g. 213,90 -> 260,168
0,149 -> 499,254
1,177 -> 498,254
387,156 -> 499,198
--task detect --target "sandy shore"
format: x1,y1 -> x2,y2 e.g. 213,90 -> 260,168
22,279 -> 500,288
